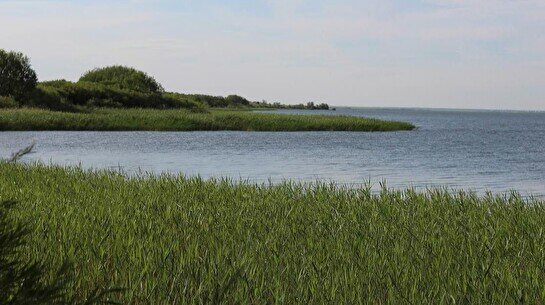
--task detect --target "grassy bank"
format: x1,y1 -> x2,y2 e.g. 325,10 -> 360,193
0,108 -> 415,132
1,162 -> 544,304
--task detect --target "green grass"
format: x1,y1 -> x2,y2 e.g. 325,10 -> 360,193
1,162 -> 544,304
0,108 -> 415,132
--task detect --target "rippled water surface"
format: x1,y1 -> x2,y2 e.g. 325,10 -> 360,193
1,108 -> 544,196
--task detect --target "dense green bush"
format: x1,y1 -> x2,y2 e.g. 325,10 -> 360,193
30,81 -> 256,111
25,85 -> 83,112
79,66 -> 164,94
169,93 -> 250,108
0,96 -> 18,108
225,95 -> 250,106
155,92 -> 210,110
184,94 -> 230,108
0,49 -> 38,99
37,81 -> 199,110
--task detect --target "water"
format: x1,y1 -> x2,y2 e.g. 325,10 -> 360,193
1,108 -> 544,196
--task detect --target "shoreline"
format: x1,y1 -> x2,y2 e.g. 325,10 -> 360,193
0,108 -> 416,132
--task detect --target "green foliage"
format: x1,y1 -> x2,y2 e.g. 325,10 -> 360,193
1,49 -> 334,112
249,100 -> 331,110
161,93 -> 252,108
29,82 -> 255,111
79,66 -> 164,94
0,96 -> 18,108
313,102 -> 330,110
225,95 -> 250,106
0,200 -> 121,305
25,86 -> 84,112
35,81 -> 198,110
298,102 -> 330,110
0,50 -> 38,99
160,92 -> 211,110
28,81 -> 328,111
177,93 -> 234,108
1,163 -> 544,304
0,108 -> 415,131
0,200 -> 67,304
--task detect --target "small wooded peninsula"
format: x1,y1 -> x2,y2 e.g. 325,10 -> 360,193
0,49 -> 414,132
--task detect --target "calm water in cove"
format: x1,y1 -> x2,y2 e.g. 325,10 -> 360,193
1,108 -> 544,197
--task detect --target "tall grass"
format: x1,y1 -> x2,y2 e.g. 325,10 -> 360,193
0,200 -> 122,304
0,162 -> 544,304
0,108 -> 415,132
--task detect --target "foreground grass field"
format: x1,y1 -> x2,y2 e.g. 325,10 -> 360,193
1,162 -> 544,304
0,108 -> 415,132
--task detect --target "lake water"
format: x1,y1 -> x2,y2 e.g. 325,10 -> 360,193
1,107 -> 544,197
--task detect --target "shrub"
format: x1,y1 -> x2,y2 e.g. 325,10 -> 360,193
79,66 -> 164,94
0,49 -> 38,99
225,95 -> 250,106
181,94 -> 250,108
0,96 -> 18,108
30,82 -> 254,110
37,81 -> 179,109
162,92 -> 209,110
24,86 -> 83,112
39,79 -> 73,87
185,94 -> 229,107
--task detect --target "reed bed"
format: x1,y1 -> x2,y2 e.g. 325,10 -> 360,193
0,108 -> 415,132
1,162 -> 544,304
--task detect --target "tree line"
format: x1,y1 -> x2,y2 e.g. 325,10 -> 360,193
0,49 -> 330,111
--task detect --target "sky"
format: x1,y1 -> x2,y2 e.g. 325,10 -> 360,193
1,0 -> 544,110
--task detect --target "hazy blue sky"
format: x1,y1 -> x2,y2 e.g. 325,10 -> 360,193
1,0 -> 544,110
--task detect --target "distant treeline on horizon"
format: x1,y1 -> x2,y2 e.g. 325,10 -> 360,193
0,49 -> 331,112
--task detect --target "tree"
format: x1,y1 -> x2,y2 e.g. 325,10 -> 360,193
317,103 -> 329,110
79,66 -> 164,94
0,49 -> 38,99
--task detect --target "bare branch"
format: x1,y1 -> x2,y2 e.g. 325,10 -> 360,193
7,142 -> 35,163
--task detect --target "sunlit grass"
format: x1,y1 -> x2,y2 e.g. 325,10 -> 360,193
1,162 -> 544,304
0,108 -> 415,132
